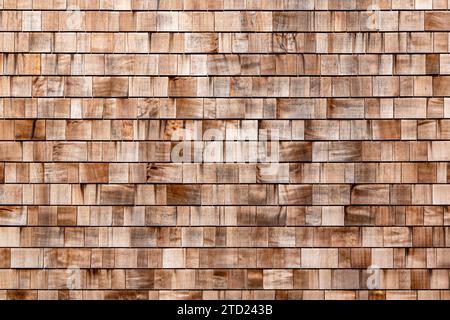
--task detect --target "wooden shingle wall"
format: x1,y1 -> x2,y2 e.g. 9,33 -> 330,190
1,0 -> 450,300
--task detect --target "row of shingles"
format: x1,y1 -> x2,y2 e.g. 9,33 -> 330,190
5,119 -> 450,140
3,76 -> 450,97
4,205 -> 450,227
0,183 -> 450,205
0,268 -> 448,291
3,290 -> 450,301
1,32 -> 448,53
2,0 -> 450,10
2,140 -> 450,161
0,161 -> 448,181
3,10 -> 450,32
1,98 -> 449,120
2,246 -> 450,268
2,53 -> 450,76
0,226 -> 447,248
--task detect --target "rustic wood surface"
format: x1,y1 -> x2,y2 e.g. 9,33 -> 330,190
1,0 -> 450,300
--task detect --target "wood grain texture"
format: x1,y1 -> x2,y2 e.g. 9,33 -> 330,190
1,0 -> 450,301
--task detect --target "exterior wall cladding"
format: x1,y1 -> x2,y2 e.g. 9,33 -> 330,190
1,0 -> 450,300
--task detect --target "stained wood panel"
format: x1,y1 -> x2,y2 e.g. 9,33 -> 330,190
0,0 -> 450,301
